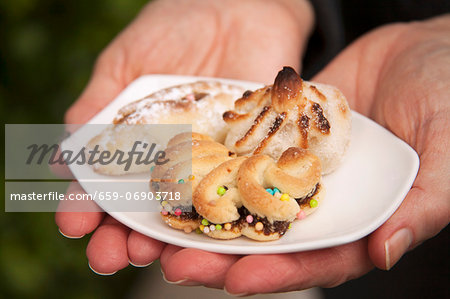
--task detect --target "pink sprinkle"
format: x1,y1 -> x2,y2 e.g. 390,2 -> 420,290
246,215 -> 253,223
297,210 -> 306,220
185,94 -> 195,101
161,210 -> 168,216
174,208 -> 182,216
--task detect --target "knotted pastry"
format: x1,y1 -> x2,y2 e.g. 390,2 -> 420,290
152,132 -> 236,233
223,67 -> 351,174
114,81 -> 245,143
158,132 -> 323,241
193,147 -> 323,241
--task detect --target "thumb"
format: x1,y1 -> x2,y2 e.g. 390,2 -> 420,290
65,57 -> 124,124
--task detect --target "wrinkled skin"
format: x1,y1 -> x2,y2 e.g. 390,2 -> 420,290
57,0 -> 449,294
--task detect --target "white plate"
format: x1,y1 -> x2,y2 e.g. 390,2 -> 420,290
65,75 -> 419,254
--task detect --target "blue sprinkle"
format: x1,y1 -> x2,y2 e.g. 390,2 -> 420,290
150,166 -> 155,172
265,188 -> 274,195
273,187 -> 281,194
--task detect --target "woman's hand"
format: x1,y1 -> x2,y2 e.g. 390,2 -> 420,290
56,0 -> 314,275
159,15 -> 450,295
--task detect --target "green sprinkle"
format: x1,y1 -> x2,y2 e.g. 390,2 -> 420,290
201,219 -> 209,226
273,187 -> 281,194
150,166 -> 155,172
178,179 -> 185,184
288,223 -> 292,229
195,228 -> 203,234
309,199 -> 318,208
215,224 -> 222,230
217,186 -> 227,196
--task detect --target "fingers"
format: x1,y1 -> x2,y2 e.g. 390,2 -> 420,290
64,60 -> 123,124
86,216 -> 131,275
368,118 -> 450,270
55,182 -> 104,238
224,240 -> 372,295
127,230 -> 165,267
160,245 -> 240,288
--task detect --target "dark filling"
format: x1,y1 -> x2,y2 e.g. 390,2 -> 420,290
164,184 -> 320,234
238,206 -> 290,236
295,183 -> 320,206
171,205 -> 201,221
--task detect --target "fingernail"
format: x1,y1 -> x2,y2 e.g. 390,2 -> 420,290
224,286 -> 249,297
88,262 -> 117,276
58,228 -> 85,239
129,259 -> 153,268
160,268 -> 200,286
385,228 -> 413,270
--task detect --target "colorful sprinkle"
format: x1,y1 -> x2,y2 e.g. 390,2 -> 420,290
255,222 -> 263,231
150,166 -> 155,172
209,225 -> 215,231
215,224 -> 222,231
188,175 -> 195,181
265,188 -> 274,195
288,223 -> 292,229
224,223 -> 232,230
156,194 -> 161,200
203,226 -> 210,234
296,210 -> 306,220
174,208 -> 182,216
273,187 -> 281,194
309,199 -> 318,208
201,219 -> 209,226
195,227 -> 203,234
161,201 -> 168,206
246,215 -> 254,223
199,224 -> 205,231
161,210 -> 168,216
183,227 -> 192,233
280,193 -> 290,202
217,186 -> 227,196
178,179 -> 185,184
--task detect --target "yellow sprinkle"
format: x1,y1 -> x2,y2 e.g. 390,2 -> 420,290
255,222 -> 263,231
224,223 -> 232,230
199,225 -> 205,231
189,175 -> 195,181
280,193 -> 290,201
161,201 -> 168,206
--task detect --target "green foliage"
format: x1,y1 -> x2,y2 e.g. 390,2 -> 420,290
1,0 -> 150,298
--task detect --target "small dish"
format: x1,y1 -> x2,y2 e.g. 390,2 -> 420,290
64,75 -> 419,254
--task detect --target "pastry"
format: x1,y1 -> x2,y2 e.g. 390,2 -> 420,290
153,132 -> 236,233
158,133 -> 323,241
114,81 -> 245,143
223,66 -> 351,174
88,81 -> 244,175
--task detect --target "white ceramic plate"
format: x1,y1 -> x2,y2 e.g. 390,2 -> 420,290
65,75 -> 419,254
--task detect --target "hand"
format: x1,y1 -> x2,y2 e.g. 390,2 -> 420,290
159,15 -> 450,294
56,0 -> 314,274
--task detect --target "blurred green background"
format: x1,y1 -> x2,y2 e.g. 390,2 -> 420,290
1,1 -> 148,298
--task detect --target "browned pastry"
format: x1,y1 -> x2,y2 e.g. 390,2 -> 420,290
223,67 -> 351,174
153,132 -> 236,232
158,132 -> 323,241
